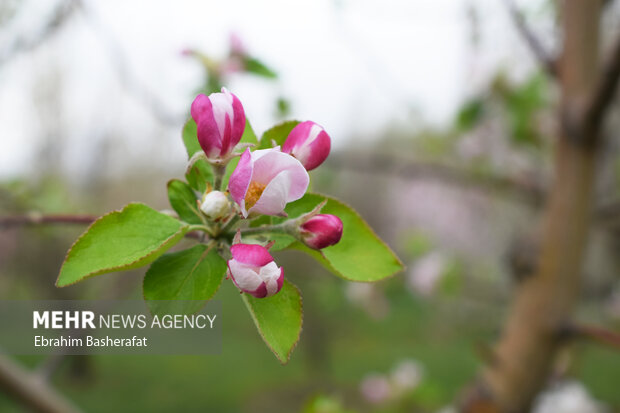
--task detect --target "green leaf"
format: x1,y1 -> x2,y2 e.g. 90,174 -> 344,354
182,118 -> 214,192
57,203 -> 189,287
240,120 -> 258,144
276,97 -> 291,117
242,280 -> 303,364
244,216 -> 295,251
143,244 -> 227,315
182,118 -> 201,158
284,193 -> 403,282
243,56 -> 278,78
186,159 -> 213,194
455,98 -> 484,132
167,179 -> 203,225
258,120 -> 300,149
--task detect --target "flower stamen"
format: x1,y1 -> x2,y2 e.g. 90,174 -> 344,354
245,181 -> 266,209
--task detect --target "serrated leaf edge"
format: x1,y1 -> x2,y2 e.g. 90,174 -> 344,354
288,193 -> 404,282
242,280 -> 303,365
56,203 -> 189,287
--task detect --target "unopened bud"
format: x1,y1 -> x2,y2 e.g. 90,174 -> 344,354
200,190 -> 231,220
282,121 -> 331,171
300,214 -> 343,249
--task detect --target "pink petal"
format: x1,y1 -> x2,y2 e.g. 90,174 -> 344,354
230,244 -> 274,267
190,94 -> 211,121
228,148 -> 253,215
251,150 -> 309,199
282,121 -> 313,152
229,89 -> 246,147
192,95 -> 223,158
282,121 -> 331,170
249,282 -> 268,298
301,129 -> 330,170
302,214 -> 343,249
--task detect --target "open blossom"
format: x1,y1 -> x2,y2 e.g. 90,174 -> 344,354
300,214 -> 343,249
229,148 -> 309,218
228,244 -> 283,298
191,88 -> 246,159
282,121 -> 331,171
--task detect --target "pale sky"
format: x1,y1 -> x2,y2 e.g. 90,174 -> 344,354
0,0 -> 541,179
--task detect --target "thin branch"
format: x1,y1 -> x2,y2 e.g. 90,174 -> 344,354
75,0 -> 183,127
560,323 -> 620,351
0,213 -> 202,239
505,0 -> 558,77
328,152 -> 620,227
0,214 -> 97,228
0,0 -> 78,66
325,152 -> 546,206
583,32 -> 620,133
0,352 -> 82,413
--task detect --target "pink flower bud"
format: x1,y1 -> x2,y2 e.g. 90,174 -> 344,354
300,214 -> 343,249
229,148 -> 309,218
190,88 -> 246,159
228,244 -> 284,298
282,121 -> 331,171
229,32 -> 247,56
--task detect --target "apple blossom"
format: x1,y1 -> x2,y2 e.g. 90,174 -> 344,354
229,147 -> 309,218
228,244 -> 283,298
190,88 -> 246,159
300,214 -> 343,249
282,121 -> 331,171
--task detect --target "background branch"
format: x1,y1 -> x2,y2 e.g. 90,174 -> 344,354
76,0 -> 183,127
584,32 -> 620,133
505,0 -> 558,77
0,0 -> 78,66
0,352 -> 82,413
0,213 -> 202,240
561,323 -> 620,351
326,152 -> 546,206
0,214 -> 97,228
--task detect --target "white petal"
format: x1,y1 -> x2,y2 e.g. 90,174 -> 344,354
259,262 -> 282,296
229,260 -> 262,292
209,92 -> 234,139
249,171 -> 290,216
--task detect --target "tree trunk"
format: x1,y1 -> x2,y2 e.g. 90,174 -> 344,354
476,1 -> 604,411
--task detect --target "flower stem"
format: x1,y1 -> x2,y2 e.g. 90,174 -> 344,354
235,220 -> 297,237
219,214 -> 241,234
213,164 -> 227,191
187,224 -> 216,238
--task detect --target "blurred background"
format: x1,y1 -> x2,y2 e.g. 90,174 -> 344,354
1,0 -> 620,412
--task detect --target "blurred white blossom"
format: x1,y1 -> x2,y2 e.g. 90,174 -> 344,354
533,381 -> 609,413
390,359 -> 424,394
408,251 -> 446,296
345,282 -> 389,319
360,373 -> 391,404
605,287 -> 620,320
360,359 -> 425,405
